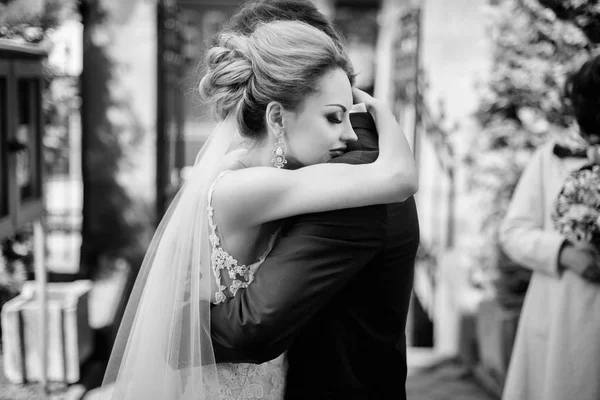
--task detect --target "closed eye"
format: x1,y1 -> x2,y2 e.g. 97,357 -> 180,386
327,114 -> 343,124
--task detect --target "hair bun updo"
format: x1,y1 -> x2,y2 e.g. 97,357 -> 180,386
198,33 -> 254,122
198,20 -> 355,140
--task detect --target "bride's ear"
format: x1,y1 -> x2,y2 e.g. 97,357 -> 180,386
265,101 -> 285,136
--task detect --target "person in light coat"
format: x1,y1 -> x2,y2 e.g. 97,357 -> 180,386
500,54 -> 600,400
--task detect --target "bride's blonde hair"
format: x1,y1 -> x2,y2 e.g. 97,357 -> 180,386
199,20 -> 354,139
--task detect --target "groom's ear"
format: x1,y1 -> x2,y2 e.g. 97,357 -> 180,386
265,101 -> 285,135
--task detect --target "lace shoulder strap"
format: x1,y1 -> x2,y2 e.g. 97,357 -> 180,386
206,170 -> 248,304
207,170 -> 231,235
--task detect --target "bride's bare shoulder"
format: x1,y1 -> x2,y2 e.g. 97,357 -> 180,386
210,148 -> 260,229
215,148 -> 249,175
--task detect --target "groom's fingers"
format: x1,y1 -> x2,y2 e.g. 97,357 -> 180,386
350,103 -> 367,113
352,87 -> 374,105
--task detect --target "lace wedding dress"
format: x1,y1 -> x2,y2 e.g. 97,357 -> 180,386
208,171 -> 287,400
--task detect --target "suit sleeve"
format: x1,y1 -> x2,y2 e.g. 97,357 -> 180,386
210,202 -> 386,364
499,147 -> 566,278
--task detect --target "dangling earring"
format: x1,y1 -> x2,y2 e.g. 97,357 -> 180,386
272,130 -> 287,169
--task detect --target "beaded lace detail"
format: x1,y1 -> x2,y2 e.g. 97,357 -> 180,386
208,171 -> 287,398
208,170 -> 279,304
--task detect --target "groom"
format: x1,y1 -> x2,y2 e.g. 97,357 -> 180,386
210,1 -> 420,399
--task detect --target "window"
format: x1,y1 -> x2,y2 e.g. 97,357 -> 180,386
16,78 -> 41,203
0,44 -> 45,240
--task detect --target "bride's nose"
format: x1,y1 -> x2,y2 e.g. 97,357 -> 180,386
341,125 -> 358,142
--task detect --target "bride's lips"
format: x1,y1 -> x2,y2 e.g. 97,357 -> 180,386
329,147 -> 347,157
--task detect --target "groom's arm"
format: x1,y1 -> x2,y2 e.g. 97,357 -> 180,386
210,155 -> 386,364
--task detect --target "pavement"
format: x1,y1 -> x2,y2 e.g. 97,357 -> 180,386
0,346 -> 497,399
0,358 -> 70,400
406,347 -> 498,400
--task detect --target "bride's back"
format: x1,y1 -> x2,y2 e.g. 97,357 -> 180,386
208,151 -> 281,300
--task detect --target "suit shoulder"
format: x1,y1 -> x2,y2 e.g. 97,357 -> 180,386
290,198 -> 387,237
328,150 -> 378,165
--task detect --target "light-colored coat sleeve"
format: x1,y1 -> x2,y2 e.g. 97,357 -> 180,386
499,147 -> 566,278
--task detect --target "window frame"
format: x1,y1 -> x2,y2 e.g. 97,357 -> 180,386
0,42 -> 46,240
13,60 -> 44,228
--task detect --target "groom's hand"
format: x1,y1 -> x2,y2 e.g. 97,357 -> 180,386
352,87 -> 378,112
352,87 -> 398,125
350,103 -> 367,113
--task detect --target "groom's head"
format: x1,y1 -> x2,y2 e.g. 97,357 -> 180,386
224,0 -> 345,47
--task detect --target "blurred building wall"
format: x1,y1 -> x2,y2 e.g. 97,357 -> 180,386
42,0 -> 188,275
374,0 -> 493,350
179,0 -> 245,168
421,0 -> 492,249
420,0 -> 493,355
108,1 -> 158,205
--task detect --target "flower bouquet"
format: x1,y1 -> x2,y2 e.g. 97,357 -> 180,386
552,164 -> 600,249
545,163 -> 600,396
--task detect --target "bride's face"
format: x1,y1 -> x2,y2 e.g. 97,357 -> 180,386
282,68 -> 357,167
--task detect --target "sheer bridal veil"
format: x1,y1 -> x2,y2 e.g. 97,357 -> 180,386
100,117 -> 239,399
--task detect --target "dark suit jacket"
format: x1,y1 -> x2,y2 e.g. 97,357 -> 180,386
210,113 -> 420,400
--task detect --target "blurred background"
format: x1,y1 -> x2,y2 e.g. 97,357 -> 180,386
0,0 -> 597,398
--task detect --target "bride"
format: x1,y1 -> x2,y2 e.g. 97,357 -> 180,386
100,20 -> 417,399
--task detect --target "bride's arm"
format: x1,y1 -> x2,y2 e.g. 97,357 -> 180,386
213,89 -> 418,227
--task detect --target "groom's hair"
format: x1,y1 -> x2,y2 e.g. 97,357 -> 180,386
224,0 -> 346,47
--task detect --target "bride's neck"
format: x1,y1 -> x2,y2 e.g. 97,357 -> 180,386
237,136 -> 274,168
234,133 -> 302,170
